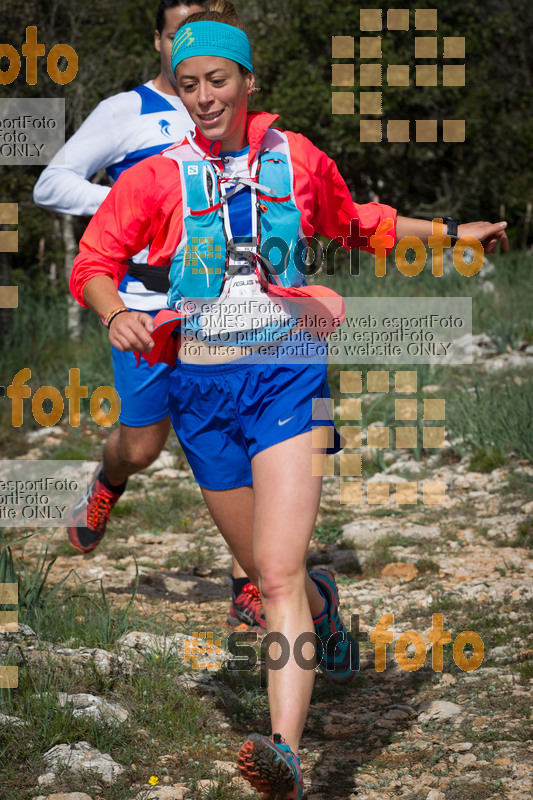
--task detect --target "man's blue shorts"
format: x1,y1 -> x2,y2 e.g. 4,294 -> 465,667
111,307 -> 172,427
168,332 -> 342,490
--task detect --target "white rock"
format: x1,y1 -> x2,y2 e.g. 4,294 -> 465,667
445,332 -> 498,363
37,773 -> 56,788
489,646 -> 514,660
32,646 -> 131,679
457,752 -> 477,766
212,760 -> 237,775
417,700 -> 463,721
342,520 -> 395,546
401,523 -> 441,541
196,779 -> 217,791
147,452 -> 175,471
42,741 -> 124,785
26,427 -> 58,442
383,708 -> 410,720
0,623 -> 37,640
0,712 -> 27,726
118,631 -> 231,671
485,354 -> 529,371
425,791 -> 446,800
55,693 -> 129,724
150,468 -> 181,480
367,472 -> 408,483
134,786 -> 189,800
45,794 -> 94,800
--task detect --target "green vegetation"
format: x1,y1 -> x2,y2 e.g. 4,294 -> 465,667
469,448 -> 507,473
446,376 -> 533,462
313,513 -> 352,545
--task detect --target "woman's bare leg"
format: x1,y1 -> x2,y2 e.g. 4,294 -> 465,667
251,429 -> 327,755
199,430 -> 330,754
200,485 -> 258,584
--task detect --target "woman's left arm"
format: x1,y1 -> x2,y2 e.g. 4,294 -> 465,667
396,217 -> 509,254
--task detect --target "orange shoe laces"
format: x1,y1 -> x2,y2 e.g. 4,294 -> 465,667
241,582 -> 262,607
87,491 -> 115,529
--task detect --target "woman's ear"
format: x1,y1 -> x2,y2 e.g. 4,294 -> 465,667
246,73 -> 256,95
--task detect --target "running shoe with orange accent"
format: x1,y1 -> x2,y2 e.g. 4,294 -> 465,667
67,464 -> 124,553
309,569 -> 359,683
238,732 -> 303,800
226,582 -> 266,632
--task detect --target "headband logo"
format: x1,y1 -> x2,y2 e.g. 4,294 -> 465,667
174,27 -> 195,51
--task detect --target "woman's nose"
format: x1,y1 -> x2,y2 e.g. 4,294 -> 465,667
197,81 -> 213,104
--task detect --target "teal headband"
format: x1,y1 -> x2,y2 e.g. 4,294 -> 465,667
171,21 -> 253,74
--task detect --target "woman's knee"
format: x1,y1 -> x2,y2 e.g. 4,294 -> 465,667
257,564 -> 307,603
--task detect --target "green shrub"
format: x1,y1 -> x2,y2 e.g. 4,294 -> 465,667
446,376 -> 533,462
469,448 -> 507,473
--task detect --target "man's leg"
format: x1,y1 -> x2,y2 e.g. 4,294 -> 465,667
103,417 -> 171,486
67,344 -> 173,553
67,418 -> 171,553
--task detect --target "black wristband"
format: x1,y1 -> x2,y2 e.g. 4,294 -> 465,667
443,217 -> 460,244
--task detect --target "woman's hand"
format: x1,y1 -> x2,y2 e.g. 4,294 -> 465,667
457,221 -> 509,254
108,311 -> 155,352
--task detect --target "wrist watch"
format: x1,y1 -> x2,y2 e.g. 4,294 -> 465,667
442,216 -> 460,244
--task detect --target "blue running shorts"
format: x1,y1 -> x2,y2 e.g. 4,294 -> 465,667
111,306 -> 173,427
168,332 -> 342,490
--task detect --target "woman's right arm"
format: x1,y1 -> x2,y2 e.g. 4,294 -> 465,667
82,275 -> 156,353
70,156 -> 183,351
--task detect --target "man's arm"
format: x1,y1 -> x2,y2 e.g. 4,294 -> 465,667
33,96 -> 123,216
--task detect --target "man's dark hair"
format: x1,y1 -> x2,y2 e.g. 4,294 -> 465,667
156,0 -> 206,33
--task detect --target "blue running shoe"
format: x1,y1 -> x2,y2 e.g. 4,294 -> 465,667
238,732 -> 303,799
309,569 -> 359,683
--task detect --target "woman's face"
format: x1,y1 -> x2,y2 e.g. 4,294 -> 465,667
176,56 -> 254,151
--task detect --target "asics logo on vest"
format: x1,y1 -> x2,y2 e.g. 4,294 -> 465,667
174,28 -> 195,52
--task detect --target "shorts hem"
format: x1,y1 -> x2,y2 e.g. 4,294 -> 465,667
249,421 -> 340,461
196,479 -> 253,491
118,412 -> 170,427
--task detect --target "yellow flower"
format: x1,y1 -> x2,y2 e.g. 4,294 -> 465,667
148,775 -> 159,785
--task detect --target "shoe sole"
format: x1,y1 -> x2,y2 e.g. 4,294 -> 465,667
238,735 -> 301,799
226,611 -> 265,632
226,618 -> 265,632
67,530 -> 103,554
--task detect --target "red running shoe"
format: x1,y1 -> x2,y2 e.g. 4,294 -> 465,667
238,732 -> 303,799
67,464 -> 124,553
226,582 -> 266,632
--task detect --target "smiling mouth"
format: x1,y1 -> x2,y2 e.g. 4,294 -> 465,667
198,110 -> 224,122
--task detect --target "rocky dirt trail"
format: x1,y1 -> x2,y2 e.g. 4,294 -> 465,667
2,425 -> 533,800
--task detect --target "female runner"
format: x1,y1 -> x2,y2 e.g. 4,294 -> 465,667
70,2 -> 508,796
